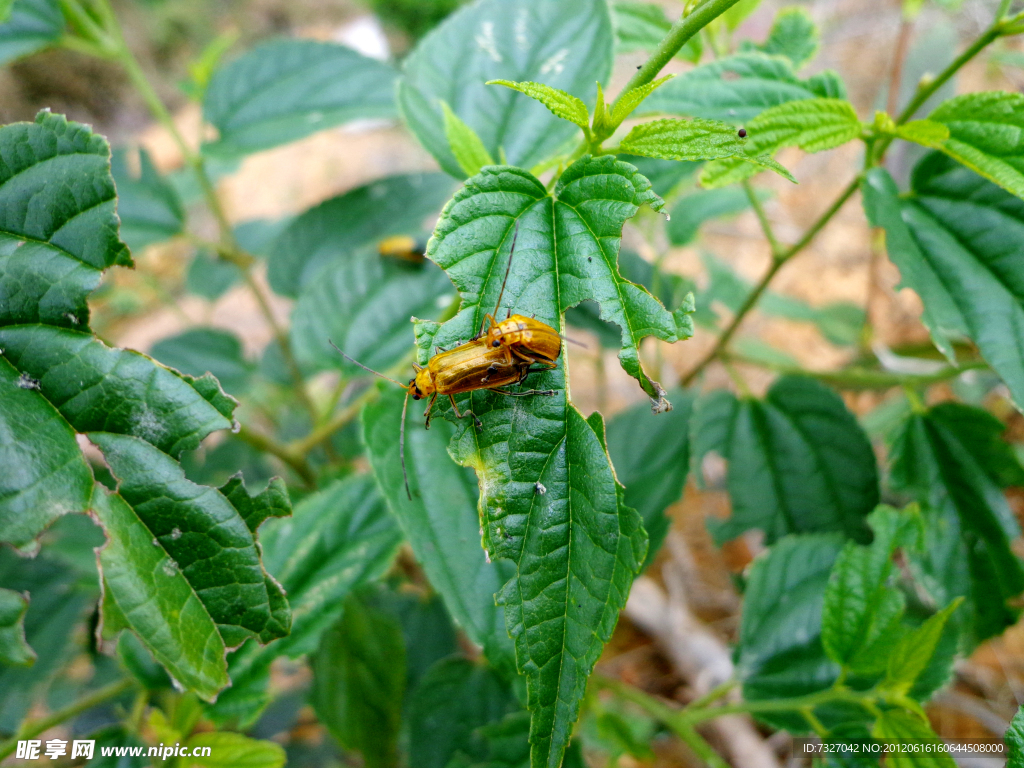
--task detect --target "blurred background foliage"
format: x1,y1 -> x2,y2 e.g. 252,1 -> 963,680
3,0 -> 1024,766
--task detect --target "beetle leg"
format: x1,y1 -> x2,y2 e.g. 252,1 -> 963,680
512,348 -> 557,369
449,394 -> 483,428
423,393 -> 437,429
492,388 -> 557,397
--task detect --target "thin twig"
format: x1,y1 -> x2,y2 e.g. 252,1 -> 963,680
724,353 -> 989,390
89,0 -> 320,426
236,424 -> 316,486
0,679 -> 137,761
886,20 -> 914,117
682,178 -> 860,385
610,0 -> 744,116
742,180 -> 781,257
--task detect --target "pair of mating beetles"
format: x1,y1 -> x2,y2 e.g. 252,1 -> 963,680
339,223 -> 566,497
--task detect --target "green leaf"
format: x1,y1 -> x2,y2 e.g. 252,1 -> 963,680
743,98 -> 861,152
185,732 -> 286,768
486,79 -> 590,132
257,474 -> 402,658
0,326 -> 234,456
667,186 -> 766,245
723,0 -> 761,29
889,401 -> 1024,646
207,473 -> 403,726
397,0 -> 613,177
407,657 -> 519,768
640,51 -> 846,124
0,110 -> 246,565
442,101 -> 496,177
0,0 -> 12,23
608,75 -> 675,129
0,587 -> 34,666
618,154 -> 699,197
0,355 -> 93,549
870,711 -> 956,768
90,432 -> 291,693
186,249 -> 242,301
0,549 -> 92,731
690,376 -> 878,544
737,534 -> 843,704
431,157 -> 682,401
881,598 -> 961,696
365,586 -> 460,691
606,388 -> 694,568
619,117 -> 797,183
863,155 -> 1024,407
1008,704 -> 1024,768
879,116 -> 950,147
362,388 -> 516,676
750,7 -> 819,69
290,247 -> 454,377
611,3 -> 702,63
821,506 -> 916,675
0,111 -> 130,270
267,172 -> 455,297
423,155 -> 671,766
91,484 -> 228,699
110,147 -> 185,252
0,0 -> 63,66
311,593 -> 406,768
700,98 -> 861,187
927,91 -> 1024,201
151,328 -> 254,396
202,39 -> 397,157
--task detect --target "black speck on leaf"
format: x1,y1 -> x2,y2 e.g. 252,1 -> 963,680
738,128 -> 748,138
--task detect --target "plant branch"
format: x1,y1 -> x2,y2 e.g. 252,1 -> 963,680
895,26 -> 1000,125
681,177 -> 860,385
886,20 -> 914,117
676,723 -> 732,768
742,180 -> 781,256
0,678 -> 137,761
236,424 -> 316,486
610,0 -> 744,117
725,353 -> 989,390
89,0 -> 320,425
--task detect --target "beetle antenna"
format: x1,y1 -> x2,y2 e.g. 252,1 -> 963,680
492,220 -> 519,322
329,339 -> 406,387
400,390 -> 411,500
559,333 -> 588,349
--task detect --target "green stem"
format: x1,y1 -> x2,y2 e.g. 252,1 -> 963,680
607,0 -> 744,121
236,424 -> 316,486
742,180 -> 781,256
676,723 -> 731,768
895,26 -> 1000,125
0,679 -> 137,761
997,0 -> 1013,19
725,353 -> 989,390
688,680 -> 738,711
594,676 -> 684,723
91,0 -> 320,426
682,178 -> 860,386
679,687 -> 867,725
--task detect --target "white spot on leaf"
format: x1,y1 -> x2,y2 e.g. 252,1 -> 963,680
475,21 -> 502,62
16,373 -> 40,390
539,49 -> 568,76
514,9 -> 529,49
171,527 -> 182,540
